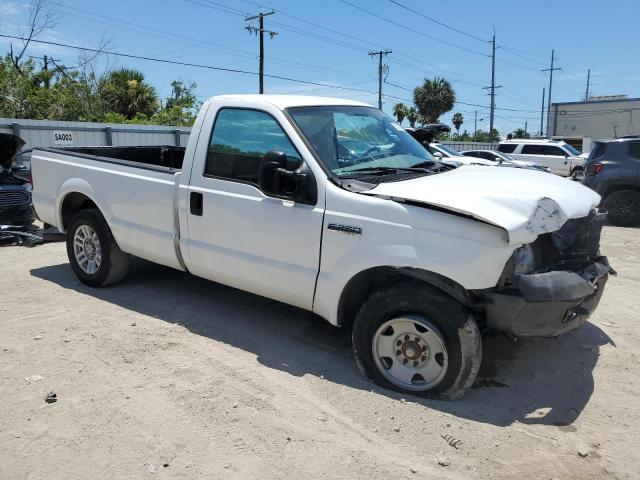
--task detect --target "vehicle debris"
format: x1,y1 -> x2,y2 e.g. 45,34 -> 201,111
45,391 -> 57,403
441,433 -> 463,449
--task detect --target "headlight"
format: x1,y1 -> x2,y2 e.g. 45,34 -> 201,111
512,244 -> 536,275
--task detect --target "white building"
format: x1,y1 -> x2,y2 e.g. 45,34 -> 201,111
549,96 -> 640,141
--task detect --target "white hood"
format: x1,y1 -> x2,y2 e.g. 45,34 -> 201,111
363,165 -> 601,245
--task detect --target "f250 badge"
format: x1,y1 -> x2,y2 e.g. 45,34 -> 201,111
328,223 -> 362,235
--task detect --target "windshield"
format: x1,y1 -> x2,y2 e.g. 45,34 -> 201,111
562,143 -> 581,156
287,105 -> 434,177
433,144 -> 463,157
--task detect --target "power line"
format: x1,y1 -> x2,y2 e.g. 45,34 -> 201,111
385,0 -> 486,42
339,0 -> 489,57
0,33 -> 381,96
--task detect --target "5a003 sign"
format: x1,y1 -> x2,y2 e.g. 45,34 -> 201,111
52,131 -> 74,145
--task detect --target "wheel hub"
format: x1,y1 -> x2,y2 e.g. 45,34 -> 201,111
84,239 -> 96,259
396,335 -> 429,366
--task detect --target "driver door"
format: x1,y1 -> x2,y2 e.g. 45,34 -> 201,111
185,107 -> 323,310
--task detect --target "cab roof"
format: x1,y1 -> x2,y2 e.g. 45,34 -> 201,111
211,94 -> 371,110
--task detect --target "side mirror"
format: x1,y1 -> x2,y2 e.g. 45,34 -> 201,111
259,150 -> 308,202
433,151 -> 443,159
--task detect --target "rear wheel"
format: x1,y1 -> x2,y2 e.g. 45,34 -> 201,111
569,167 -> 584,181
603,190 -> 640,226
352,282 -> 481,399
66,209 -> 130,287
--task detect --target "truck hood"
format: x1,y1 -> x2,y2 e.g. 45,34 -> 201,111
363,165 -> 601,245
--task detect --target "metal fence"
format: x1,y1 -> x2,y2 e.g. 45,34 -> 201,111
441,141 -> 496,151
0,118 -> 191,150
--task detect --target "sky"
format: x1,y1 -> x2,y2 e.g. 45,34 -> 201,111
1,0 -> 639,136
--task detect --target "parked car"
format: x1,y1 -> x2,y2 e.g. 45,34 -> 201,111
0,134 -> 34,226
32,95 -> 612,399
583,136 -> 640,226
426,143 -> 495,166
462,149 -> 550,172
497,139 -> 587,177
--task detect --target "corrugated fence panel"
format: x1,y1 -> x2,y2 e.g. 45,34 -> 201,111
441,141 -> 496,151
0,118 -> 191,150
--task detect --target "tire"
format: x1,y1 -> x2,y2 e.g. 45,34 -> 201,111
602,190 -> 640,227
352,282 -> 481,400
66,208 -> 130,287
569,167 -> 584,182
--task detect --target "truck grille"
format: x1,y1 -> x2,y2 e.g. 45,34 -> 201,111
0,191 -> 30,206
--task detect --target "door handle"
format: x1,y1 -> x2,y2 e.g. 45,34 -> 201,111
190,191 -> 203,216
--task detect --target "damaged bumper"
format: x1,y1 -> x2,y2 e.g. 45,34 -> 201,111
483,211 -> 613,337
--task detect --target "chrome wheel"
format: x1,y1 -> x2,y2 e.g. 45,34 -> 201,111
73,224 -> 102,274
372,315 -> 448,391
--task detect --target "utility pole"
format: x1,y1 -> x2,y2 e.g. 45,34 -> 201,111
245,11 -> 277,94
43,55 -> 49,89
483,30 -> 501,144
474,110 -> 477,138
539,87 -> 545,136
369,50 -> 391,110
524,120 -> 528,137
542,49 -> 561,137
585,68 -> 591,101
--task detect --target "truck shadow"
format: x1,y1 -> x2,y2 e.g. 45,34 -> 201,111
31,259 -> 614,428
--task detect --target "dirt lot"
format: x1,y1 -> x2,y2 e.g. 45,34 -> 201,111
1,226 -> 639,480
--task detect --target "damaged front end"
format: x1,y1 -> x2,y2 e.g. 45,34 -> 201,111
481,210 -> 613,337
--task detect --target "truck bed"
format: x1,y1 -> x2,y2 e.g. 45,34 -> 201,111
31,145 -> 185,271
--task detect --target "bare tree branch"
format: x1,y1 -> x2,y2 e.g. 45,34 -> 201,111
11,0 -> 58,72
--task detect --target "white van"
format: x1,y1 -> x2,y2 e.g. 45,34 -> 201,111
497,139 -> 587,177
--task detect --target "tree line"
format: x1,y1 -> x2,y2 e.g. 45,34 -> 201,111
0,54 -> 200,126
392,76 -> 502,143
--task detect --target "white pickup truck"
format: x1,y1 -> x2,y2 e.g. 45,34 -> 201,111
32,95 -> 612,399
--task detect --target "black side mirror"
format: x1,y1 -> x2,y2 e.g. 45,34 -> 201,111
259,150 -> 308,202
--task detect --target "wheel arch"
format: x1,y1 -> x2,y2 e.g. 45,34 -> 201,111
336,266 -> 473,329
56,178 -> 111,233
602,183 -> 640,200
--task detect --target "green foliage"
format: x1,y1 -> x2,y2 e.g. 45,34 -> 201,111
392,102 -> 408,125
406,107 -> 419,128
413,77 -> 456,123
99,68 -> 159,119
0,55 -> 200,127
452,112 -> 464,134
511,128 -> 529,139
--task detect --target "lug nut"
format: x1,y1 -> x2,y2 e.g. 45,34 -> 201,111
421,345 -> 427,352
421,355 -> 426,362
415,337 -> 420,342
413,360 -> 419,366
404,335 -> 410,340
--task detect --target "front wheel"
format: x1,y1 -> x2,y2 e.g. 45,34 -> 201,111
352,282 -> 481,399
569,167 -> 584,181
66,208 -> 130,287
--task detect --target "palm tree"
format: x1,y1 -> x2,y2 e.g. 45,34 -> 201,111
512,128 -> 527,139
406,107 -> 419,128
452,112 -> 464,134
393,102 -> 408,125
100,68 -> 159,119
413,77 -> 456,124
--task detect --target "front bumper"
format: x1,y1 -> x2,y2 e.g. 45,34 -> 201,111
483,210 -> 612,337
484,257 -> 610,337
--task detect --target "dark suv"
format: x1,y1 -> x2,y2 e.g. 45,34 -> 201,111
583,137 -> 640,226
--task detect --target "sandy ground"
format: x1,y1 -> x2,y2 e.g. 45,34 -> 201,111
1,226 -> 639,480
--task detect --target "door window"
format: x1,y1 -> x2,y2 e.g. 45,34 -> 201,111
521,145 -> 545,155
543,146 -> 567,156
204,108 -> 301,184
